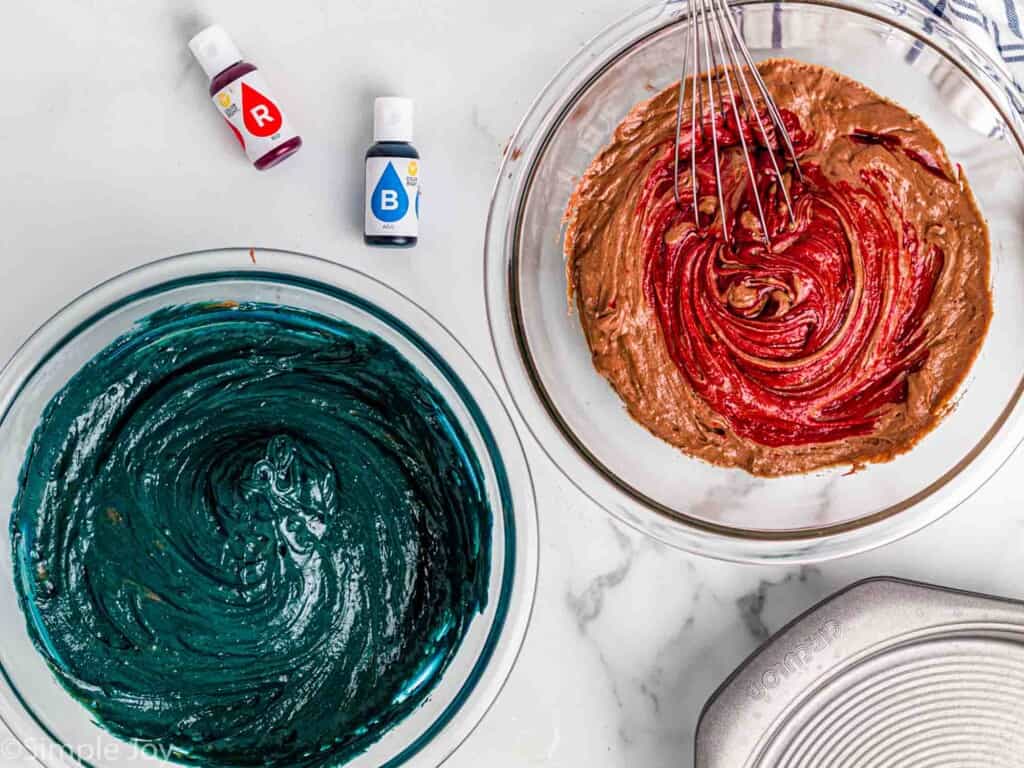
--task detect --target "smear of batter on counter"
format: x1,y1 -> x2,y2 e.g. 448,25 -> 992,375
10,302 -> 492,768
564,59 -> 991,476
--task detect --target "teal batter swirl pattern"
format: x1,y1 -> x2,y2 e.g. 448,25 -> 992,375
10,302 -> 493,768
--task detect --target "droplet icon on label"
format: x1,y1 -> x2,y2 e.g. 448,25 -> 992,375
371,162 -> 409,223
242,82 -> 283,138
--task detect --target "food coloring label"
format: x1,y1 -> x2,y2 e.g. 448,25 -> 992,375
212,71 -> 298,164
365,157 -> 420,237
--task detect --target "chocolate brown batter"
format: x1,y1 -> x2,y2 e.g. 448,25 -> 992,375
565,59 -> 991,476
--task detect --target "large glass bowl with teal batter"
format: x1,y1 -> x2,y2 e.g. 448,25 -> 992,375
0,250 -> 537,768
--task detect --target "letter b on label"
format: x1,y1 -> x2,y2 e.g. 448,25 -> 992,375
371,162 -> 409,222
381,190 -> 400,211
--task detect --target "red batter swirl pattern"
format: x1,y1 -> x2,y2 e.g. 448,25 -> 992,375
641,111 -> 945,446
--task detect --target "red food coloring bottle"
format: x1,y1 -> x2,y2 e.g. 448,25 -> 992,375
189,25 -> 302,171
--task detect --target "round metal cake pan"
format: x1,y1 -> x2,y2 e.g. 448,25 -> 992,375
696,578 -> 1024,767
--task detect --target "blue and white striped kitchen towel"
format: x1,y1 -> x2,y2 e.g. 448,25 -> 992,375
916,0 -> 1024,100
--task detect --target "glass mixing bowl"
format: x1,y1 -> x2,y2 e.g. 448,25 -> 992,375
0,250 -> 538,768
485,0 -> 1024,563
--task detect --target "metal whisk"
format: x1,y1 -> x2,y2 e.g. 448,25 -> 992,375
673,0 -> 802,245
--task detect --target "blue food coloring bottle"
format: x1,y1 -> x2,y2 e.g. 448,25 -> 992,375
365,97 -> 420,247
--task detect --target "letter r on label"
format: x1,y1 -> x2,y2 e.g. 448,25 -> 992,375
250,105 -> 273,127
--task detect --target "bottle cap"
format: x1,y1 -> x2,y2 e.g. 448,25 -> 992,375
189,25 -> 243,80
374,97 -> 414,142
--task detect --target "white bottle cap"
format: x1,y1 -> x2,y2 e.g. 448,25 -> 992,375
189,25 -> 243,80
374,97 -> 414,142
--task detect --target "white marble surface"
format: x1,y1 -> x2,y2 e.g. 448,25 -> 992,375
1,1 -> 1023,766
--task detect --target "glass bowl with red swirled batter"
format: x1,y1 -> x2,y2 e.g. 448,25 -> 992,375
485,0 -> 1024,562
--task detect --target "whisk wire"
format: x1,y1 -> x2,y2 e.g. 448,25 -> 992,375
673,0 -> 803,245
673,2 -> 692,214
708,0 -> 768,243
717,2 -> 804,181
699,0 -> 729,239
712,0 -> 796,227
689,0 -> 702,226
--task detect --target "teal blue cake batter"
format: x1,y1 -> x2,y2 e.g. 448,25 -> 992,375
10,302 -> 492,768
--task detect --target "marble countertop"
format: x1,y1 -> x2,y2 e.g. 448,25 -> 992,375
1,1 -> 1022,766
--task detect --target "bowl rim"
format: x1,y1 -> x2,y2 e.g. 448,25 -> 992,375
0,248 -> 539,768
484,0 -> 1024,564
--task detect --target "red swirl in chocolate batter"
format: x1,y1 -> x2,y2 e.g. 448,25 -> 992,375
566,60 -> 990,475
643,112 -> 945,446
